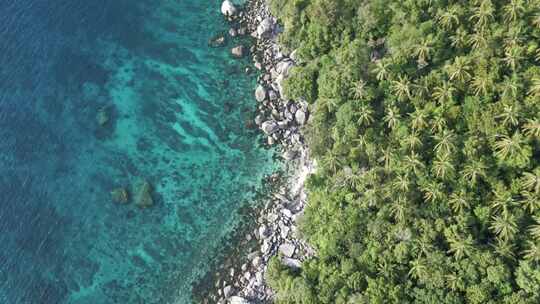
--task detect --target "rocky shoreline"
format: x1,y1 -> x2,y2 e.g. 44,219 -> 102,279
206,1 -> 316,303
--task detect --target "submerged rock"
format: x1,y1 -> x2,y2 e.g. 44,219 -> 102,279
96,107 -> 109,127
111,187 -> 129,204
134,179 -> 153,208
221,0 -> 237,17
209,35 -> 226,48
231,45 -> 246,58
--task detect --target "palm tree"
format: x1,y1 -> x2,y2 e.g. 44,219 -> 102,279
432,81 -> 456,105
503,0 -> 525,23
520,191 -> 539,214
532,12 -> 540,29
413,76 -> 431,99
378,147 -> 394,172
372,60 -> 391,81
523,118 -> 540,138
521,168 -> 540,194
496,103 -> 520,127
451,28 -> 468,49
445,273 -> 464,291
430,113 -> 447,134
503,46 -> 524,71
409,108 -> 429,130
528,77 -> 540,97
493,132 -> 528,163
384,106 -> 401,129
350,79 -> 368,100
449,191 -> 469,214
393,174 -> 410,192
523,241 -> 540,262
446,228 -> 474,260
403,132 -> 422,151
391,75 -> 412,101
446,56 -> 471,83
421,181 -> 444,203
390,197 -> 408,222
499,74 -> 520,99
415,37 -> 433,63
404,152 -> 425,176
408,258 -> 427,280
433,130 -> 456,155
470,0 -> 494,30
528,216 -> 540,242
356,104 -> 374,126
471,72 -> 493,96
492,237 -> 516,260
363,188 -> 378,207
437,7 -> 459,30
461,159 -> 487,185
414,237 -> 435,258
491,185 -> 516,216
432,152 -> 455,180
322,152 -> 341,173
490,213 -> 518,241
468,31 -> 488,50
319,97 -> 340,112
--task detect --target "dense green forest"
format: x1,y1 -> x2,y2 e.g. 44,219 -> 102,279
265,0 -> 540,303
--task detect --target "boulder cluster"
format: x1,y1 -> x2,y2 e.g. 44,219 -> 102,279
209,1 -> 316,304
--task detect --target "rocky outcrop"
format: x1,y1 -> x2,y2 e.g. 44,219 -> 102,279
209,1 -> 316,303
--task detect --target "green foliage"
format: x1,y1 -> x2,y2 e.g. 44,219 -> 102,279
269,0 -> 540,302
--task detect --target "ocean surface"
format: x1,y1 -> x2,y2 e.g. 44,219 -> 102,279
0,0 -> 276,303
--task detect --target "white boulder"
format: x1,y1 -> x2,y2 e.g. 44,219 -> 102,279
221,0 -> 237,16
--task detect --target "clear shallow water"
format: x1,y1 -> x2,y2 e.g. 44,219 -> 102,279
0,0 -> 275,303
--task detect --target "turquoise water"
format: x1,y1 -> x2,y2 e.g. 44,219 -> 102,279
0,0 -> 276,303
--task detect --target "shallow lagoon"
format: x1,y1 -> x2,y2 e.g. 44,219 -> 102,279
0,0 -> 275,303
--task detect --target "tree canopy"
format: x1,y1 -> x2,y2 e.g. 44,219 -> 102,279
267,0 -> 540,303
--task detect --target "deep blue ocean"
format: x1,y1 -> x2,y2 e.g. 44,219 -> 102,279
0,0 -> 276,303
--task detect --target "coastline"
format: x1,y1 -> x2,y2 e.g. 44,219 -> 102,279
199,1 -> 316,303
